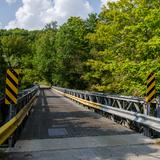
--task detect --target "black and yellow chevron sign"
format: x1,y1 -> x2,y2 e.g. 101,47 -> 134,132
5,68 -> 20,104
146,72 -> 156,103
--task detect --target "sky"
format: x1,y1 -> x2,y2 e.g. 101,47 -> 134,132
0,0 -> 115,30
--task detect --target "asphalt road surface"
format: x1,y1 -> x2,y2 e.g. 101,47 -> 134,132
2,88 -> 160,160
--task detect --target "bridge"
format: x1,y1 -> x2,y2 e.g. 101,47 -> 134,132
0,86 -> 160,160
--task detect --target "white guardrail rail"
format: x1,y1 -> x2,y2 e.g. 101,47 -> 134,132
52,86 -> 160,137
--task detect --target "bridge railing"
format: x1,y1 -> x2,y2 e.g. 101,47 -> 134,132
52,86 -> 160,138
0,85 -> 39,146
16,86 -> 39,114
0,98 -> 4,126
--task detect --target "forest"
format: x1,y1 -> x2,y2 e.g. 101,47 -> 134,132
0,0 -> 160,97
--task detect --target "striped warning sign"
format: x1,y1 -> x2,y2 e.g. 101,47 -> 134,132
146,72 -> 156,103
5,68 -> 20,104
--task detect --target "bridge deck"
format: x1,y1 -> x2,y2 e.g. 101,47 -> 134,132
5,88 -> 160,160
20,88 -> 134,139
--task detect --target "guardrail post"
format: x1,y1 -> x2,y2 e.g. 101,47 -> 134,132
9,104 -> 16,119
143,102 -> 151,137
157,95 -> 160,118
0,103 -> 3,125
8,104 -> 16,147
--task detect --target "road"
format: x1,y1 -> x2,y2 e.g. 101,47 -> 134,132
3,88 -> 160,160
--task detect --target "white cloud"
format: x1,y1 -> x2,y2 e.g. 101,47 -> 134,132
101,0 -> 118,7
6,0 -> 17,4
5,0 -> 93,30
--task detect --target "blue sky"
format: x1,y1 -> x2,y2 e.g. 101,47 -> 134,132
0,0 -> 21,28
0,0 -> 106,30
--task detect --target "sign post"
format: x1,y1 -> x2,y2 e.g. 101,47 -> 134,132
157,95 -> 160,118
4,68 -> 20,146
144,72 -> 156,136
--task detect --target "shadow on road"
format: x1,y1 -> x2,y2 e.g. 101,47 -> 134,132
2,88 -> 160,160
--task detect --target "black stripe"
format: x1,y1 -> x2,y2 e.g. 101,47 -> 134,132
147,77 -> 155,88
148,95 -> 155,103
10,69 -> 19,79
6,84 -> 17,99
6,74 -> 18,87
5,95 -> 14,104
147,72 -> 154,80
147,87 -> 155,96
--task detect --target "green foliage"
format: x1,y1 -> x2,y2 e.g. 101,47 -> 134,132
33,29 -> 57,83
54,17 -> 89,89
0,0 -> 160,96
45,21 -> 58,30
84,0 -> 160,96
85,13 -> 98,33
0,39 -> 7,95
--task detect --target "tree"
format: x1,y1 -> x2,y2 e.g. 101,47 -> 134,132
0,0 -> 160,96
83,0 -> 160,96
1,34 -> 31,67
33,29 -> 57,84
0,39 -> 7,95
55,17 -> 89,89
45,21 -> 57,30
85,13 -> 98,33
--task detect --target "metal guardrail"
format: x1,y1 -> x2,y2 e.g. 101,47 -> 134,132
0,85 -> 39,145
52,86 -> 160,137
0,98 -> 4,126
53,87 -> 160,116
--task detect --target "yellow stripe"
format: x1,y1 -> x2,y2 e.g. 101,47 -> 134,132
7,69 -> 18,84
5,88 -> 17,104
14,69 -> 20,75
146,90 -> 156,103
0,94 -> 36,144
5,99 -> 10,104
6,78 -> 18,94
146,81 -> 155,94
52,88 -> 102,110
147,74 -> 155,84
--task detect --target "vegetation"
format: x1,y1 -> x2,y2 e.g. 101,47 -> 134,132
0,0 -> 160,96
